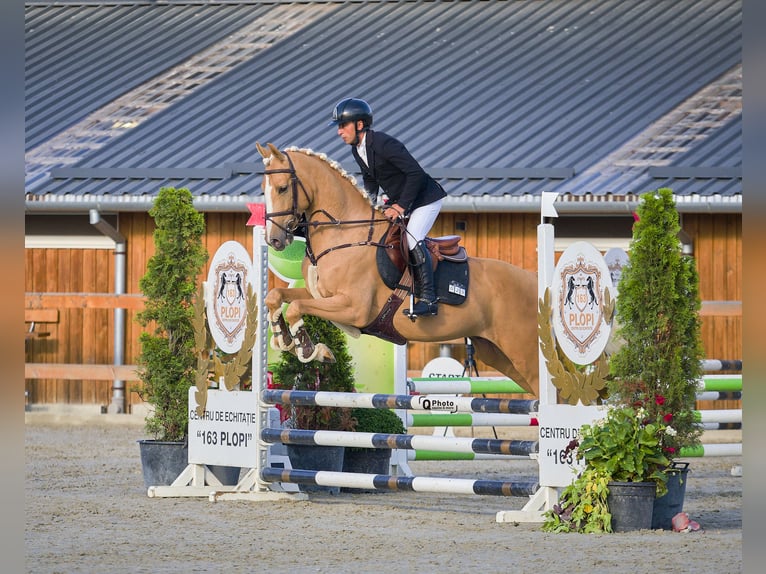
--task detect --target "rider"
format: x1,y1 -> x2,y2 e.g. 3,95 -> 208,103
329,97 -> 447,318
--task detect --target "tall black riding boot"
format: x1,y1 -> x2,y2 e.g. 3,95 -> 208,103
405,240 -> 438,318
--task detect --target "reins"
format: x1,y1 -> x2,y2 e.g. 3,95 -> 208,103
263,150 -> 400,265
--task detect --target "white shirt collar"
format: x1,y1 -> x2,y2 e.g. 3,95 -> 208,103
356,131 -> 368,167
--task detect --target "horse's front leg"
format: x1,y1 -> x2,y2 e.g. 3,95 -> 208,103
284,291 -> 371,364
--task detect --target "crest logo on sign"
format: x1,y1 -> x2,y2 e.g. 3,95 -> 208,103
552,242 -> 613,365
206,241 -> 253,354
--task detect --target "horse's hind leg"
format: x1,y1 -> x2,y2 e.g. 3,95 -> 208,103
471,337 -> 538,397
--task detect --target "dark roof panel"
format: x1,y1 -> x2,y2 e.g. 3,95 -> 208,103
25,0 -> 277,149
26,0 -> 742,209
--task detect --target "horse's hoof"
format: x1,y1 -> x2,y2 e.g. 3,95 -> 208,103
315,344 -> 336,364
270,335 -> 295,352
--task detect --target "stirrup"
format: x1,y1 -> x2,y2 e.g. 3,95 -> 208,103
402,293 -> 438,321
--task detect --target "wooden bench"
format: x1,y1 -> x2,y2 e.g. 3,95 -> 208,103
24,363 -> 140,381
25,308 -> 59,340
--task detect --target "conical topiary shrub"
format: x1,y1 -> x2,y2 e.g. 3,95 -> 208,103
270,314 -> 357,432
607,187 -> 704,458
136,186 -> 208,442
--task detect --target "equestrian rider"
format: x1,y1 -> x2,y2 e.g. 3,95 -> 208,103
330,97 -> 447,318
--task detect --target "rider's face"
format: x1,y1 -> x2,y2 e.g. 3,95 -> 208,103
337,120 -> 362,145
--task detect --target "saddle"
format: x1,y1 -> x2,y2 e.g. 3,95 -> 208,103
362,223 -> 470,345
380,223 -> 468,276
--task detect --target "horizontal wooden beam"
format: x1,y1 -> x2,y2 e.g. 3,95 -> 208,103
699,301 -> 741,317
25,363 -> 141,381
25,293 -> 146,310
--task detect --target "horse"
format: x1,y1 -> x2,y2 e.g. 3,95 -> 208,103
256,142 -> 540,397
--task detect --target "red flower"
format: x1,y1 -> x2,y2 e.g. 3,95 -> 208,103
663,413 -> 673,423
664,446 -> 676,454
655,395 -> 666,406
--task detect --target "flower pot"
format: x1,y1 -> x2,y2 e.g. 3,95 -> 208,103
286,444 -> 345,494
137,439 -> 188,488
606,481 -> 656,532
341,448 -> 392,493
207,465 -> 242,486
652,462 -> 690,530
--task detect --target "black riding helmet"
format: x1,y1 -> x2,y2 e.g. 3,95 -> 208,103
329,98 -> 373,128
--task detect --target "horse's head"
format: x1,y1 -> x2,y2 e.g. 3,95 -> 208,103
257,142 -> 308,251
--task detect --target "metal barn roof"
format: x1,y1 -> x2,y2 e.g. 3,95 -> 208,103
25,0 -> 281,150
25,0 -> 742,214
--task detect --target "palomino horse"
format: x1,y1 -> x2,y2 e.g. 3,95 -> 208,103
257,142 -> 540,397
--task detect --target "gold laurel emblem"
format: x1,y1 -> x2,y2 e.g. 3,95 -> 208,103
193,284 -> 258,416
538,287 -> 614,405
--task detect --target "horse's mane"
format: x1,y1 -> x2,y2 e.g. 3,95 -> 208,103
285,146 -> 378,208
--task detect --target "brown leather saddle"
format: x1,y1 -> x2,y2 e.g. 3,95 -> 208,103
380,223 -> 468,279
361,223 -> 470,344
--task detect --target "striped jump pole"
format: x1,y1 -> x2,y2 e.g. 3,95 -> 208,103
407,412 -> 538,427
694,409 -> 742,424
701,359 -> 742,372
696,391 -> 742,401
407,377 -> 528,395
702,422 -> 741,430
696,408 -> 742,431
261,389 -> 538,414
261,428 -> 539,457
260,468 -> 539,497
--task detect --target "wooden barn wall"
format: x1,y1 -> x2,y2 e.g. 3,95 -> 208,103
25,246 -> 114,404
682,213 -> 742,413
25,211 -> 253,408
25,211 -> 741,410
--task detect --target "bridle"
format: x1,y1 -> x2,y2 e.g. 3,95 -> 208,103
262,150 -> 402,265
262,151 -> 310,236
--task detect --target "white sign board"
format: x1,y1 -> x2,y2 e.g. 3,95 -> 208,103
551,241 -> 613,365
604,247 -> 629,297
205,240 -> 254,354
421,356 -> 465,379
188,388 -> 258,468
421,357 -> 465,436
538,403 -> 605,487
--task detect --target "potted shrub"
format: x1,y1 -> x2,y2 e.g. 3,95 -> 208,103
341,407 -> 405,491
270,314 -> 357,493
135,186 -> 208,487
542,404 -> 673,533
607,187 -> 704,528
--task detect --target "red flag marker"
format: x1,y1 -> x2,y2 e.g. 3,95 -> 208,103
247,203 -> 266,226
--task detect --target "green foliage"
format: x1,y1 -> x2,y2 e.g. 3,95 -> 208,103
543,467 -> 612,533
351,407 -> 406,434
136,187 -> 208,441
578,406 -> 670,492
608,188 -> 704,456
270,315 -> 357,431
543,405 -> 671,533
348,407 -> 405,452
